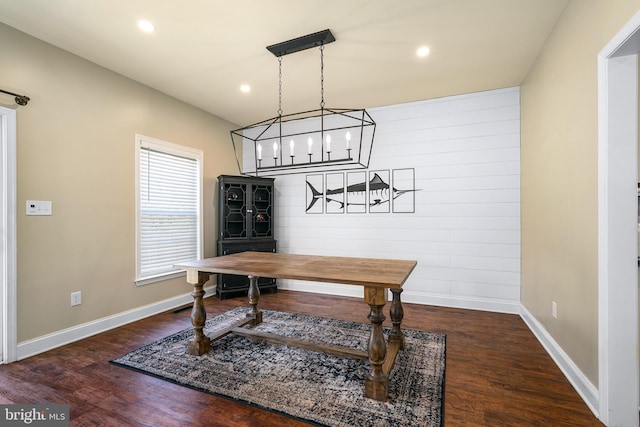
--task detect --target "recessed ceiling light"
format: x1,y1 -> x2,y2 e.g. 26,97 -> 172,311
137,20 -> 156,33
416,46 -> 430,58
240,84 -> 251,93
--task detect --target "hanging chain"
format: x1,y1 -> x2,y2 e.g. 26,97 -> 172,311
319,44 -> 325,109
277,56 -> 283,117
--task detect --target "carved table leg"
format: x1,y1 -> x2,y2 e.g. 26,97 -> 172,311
389,288 -> 405,350
247,275 -> 263,325
364,286 -> 388,401
187,271 -> 212,356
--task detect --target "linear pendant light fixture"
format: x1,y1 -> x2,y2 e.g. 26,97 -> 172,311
230,29 -> 376,176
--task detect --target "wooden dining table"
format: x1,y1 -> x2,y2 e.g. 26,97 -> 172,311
174,251 -> 417,401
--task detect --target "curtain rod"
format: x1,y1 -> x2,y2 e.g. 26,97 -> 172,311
0,89 -> 29,106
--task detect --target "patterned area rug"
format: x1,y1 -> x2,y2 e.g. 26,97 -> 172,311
111,307 -> 446,427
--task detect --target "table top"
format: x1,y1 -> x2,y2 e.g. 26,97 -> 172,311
174,252 -> 417,289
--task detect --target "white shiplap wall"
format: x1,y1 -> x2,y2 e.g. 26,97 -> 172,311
269,87 -> 521,313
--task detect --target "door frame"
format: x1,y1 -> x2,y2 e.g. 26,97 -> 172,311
597,10 -> 640,426
0,106 -> 17,364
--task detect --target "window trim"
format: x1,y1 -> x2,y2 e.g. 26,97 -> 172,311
134,133 -> 203,285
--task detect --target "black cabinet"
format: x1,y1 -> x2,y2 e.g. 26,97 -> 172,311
216,175 -> 277,299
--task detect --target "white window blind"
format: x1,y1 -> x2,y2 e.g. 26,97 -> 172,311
135,135 -> 202,284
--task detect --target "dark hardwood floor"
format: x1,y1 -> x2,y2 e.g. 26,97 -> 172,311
0,290 -> 602,426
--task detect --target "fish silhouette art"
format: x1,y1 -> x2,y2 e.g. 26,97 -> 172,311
306,173 -> 418,212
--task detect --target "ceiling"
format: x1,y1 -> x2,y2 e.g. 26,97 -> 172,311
0,0 -> 567,127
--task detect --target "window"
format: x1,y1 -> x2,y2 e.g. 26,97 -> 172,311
135,134 -> 203,285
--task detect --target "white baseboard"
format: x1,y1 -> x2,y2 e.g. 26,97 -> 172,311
16,286 -> 216,361
401,291 -> 521,314
519,305 -> 599,418
279,280 -> 520,314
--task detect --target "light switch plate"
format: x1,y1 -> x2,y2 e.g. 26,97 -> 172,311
26,200 -> 52,216
71,291 -> 82,306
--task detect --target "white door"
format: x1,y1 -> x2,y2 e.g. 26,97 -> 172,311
0,106 -> 17,364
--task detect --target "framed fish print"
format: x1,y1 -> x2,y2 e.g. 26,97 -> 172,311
305,174 -> 324,214
392,168 -> 416,213
325,173 -> 345,214
346,171 -> 367,213
368,170 -> 390,213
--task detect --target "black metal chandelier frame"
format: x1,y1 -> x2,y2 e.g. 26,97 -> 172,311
230,29 -> 376,176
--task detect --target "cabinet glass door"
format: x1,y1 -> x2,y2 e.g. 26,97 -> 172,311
223,183 -> 247,238
252,184 -> 272,238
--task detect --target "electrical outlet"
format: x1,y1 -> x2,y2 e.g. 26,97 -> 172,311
71,291 -> 82,307
552,301 -> 557,319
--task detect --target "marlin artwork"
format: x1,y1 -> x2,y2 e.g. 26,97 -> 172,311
306,171 -> 419,213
